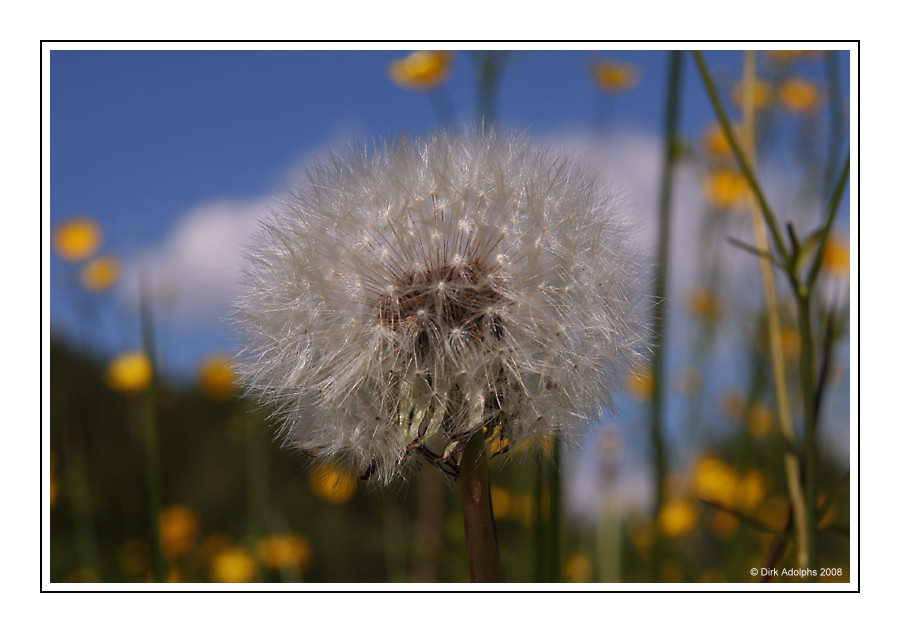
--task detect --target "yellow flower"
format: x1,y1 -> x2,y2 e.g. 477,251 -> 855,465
197,354 -> 236,401
736,469 -> 766,509
657,499 -> 699,538
779,78 -> 821,113
388,51 -> 452,90
210,546 -> 257,583
757,495 -> 790,529
731,80 -> 774,110
258,533 -> 312,572
704,169 -> 750,210
692,456 -> 738,506
309,463 -> 357,504
159,505 -> 199,560
50,449 -> 60,507
747,403 -> 773,437
626,364 -> 653,401
490,486 -> 514,521
54,217 -> 102,262
685,287 -> 720,321
105,351 -> 153,394
763,327 -> 801,361
79,256 -> 119,292
822,236 -> 850,277
767,50 -> 823,64
703,122 -> 733,157
590,59 -> 641,94
564,553 -> 592,582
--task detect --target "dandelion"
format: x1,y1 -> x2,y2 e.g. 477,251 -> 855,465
234,130 -> 646,582
234,130 -> 646,486
589,59 -> 641,93
388,51 -> 453,90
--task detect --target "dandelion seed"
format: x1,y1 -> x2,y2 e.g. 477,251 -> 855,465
234,130 -> 647,484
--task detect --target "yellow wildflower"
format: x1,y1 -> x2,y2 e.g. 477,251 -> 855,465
822,236 -> 850,277
779,78 -> 821,113
197,354 -> 236,401
736,469 -> 767,509
258,533 -> 312,572
105,351 -> 152,394
309,463 -> 357,504
658,499 -> 699,538
564,553 -> 592,582
626,364 -> 653,401
757,496 -> 790,530
388,51 -> 452,90
692,455 -> 738,506
590,59 -> 641,94
704,169 -> 750,210
53,217 -> 102,262
159,505 -> 199,560
490,486 -> 514,521
685,287 -> 720,321
210,546 -> 257,583
767,50 -> 823,64
79,256 -> 119,292
747,403 -> 773,437
731,80 -> 774,110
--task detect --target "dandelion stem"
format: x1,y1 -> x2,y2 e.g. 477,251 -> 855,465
139,272 -> 166,582
546,433 -> 562,582
649,49 -> 682,580
459,429 -> 503,582
741,50 -> 810,571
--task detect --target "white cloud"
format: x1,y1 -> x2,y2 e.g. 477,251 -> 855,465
130,196 -> 273,323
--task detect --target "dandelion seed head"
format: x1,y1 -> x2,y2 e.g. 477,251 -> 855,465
234,129 -> 648,485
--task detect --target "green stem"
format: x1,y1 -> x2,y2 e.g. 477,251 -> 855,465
459,429 -> 503,582
797,292 -> 818,573
692,50 -> 790,265
649,49 -> 682,580
139,273 -> 166,583
806,153 -> 850,288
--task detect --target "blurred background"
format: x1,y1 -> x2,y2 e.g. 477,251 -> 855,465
47,47 -> 853,583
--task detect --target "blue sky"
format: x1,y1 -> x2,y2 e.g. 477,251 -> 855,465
49,48 -> 851,380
